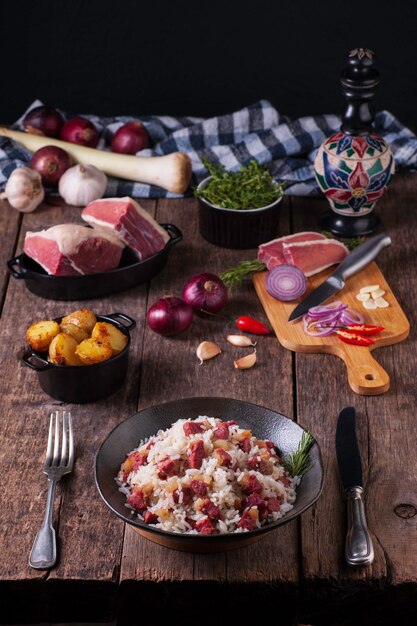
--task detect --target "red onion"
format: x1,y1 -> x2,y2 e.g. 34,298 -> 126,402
111,121 -> 149,154
302,301 -> 364,337
23,105 -> 64,138
31,146 -> 72,186
182,273 -> 228,316
147,296 -> 193,336
60,117 -> 99,147
265,265 -> 307,301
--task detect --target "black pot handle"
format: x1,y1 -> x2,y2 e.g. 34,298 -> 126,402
107,312 -> 137,331
22,348 -> 52,372
7,256 -> 28,280
161,224 -> 183,248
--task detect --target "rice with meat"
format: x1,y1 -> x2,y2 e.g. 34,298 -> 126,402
116,416 -> 298,535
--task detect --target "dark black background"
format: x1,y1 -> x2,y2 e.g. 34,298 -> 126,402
1,1 -> 417,127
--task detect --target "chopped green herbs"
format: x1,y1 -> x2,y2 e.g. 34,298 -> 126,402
195,158 -> 285,210
283,431 -> 315,477
220,259 -> 267,290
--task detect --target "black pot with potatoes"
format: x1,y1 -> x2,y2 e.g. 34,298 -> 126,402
22,310 -> 136,403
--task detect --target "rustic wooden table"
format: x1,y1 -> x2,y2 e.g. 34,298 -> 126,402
1,175 -> 416,626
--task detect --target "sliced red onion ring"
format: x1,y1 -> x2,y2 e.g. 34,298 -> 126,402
307,301 -> 347,318
266,265 -> 307,302
302,301 -> 364,337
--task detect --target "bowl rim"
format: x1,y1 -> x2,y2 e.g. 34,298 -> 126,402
94,396 -> 324,543
23,312 -> 136,371
196,176 -> 284,214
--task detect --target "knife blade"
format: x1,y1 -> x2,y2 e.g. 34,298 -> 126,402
336,407 -> 374,567
288,232 -> 391,321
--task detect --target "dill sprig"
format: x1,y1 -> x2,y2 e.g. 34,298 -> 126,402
195,157 -> 285,210
283,431 -> 315,477
220,259 -> 267,290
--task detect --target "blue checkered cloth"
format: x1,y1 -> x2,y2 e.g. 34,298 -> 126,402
1,99 -> 416,197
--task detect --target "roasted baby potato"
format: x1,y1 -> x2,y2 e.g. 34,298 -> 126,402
48,333 -> 84,366
59,322 -> 89,344
26,320 -> 60,352
61,309 -> 97,334
91,322 -> 128,355
75,338 -> 112,365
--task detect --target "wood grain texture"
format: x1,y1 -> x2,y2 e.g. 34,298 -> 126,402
291,176 -> 417,624
0,198 -> 21,312
120,196 -> 299,592
0,199 -> 154,620
1,175 -> 417,625
253,262 -> 409,395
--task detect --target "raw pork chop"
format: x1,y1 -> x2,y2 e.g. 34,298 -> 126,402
24,224 -> 124,276
258,232 -> 327,268
82,197 -> 170,261
282,239 -> 348,277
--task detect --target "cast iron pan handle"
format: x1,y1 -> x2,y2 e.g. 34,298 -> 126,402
22,348 -> 53,371
7,256 -> 28,280
107,312 -> 137,331
161,224 -> 183,247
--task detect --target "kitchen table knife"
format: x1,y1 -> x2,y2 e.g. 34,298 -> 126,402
336,406 -> 374,567
288,232 -> 391,321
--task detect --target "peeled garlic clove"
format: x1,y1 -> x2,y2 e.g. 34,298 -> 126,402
375,297 -> 389,308
234,350 -> 257,369
359,284 -> 380,294
196,341 -> 221,365
363,299 -> 378,310
356,293 -> 370,302
371,288 -> 386,299
227,335 -> 257,347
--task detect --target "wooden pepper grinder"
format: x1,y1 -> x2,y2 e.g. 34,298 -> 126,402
314,48 -> 394,236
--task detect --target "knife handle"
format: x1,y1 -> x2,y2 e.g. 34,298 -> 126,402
345,486 -> 374,567
336,233 -> 391,281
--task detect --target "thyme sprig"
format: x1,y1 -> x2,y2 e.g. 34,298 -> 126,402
195,157 -> 285,210
220,259 -> 266,290
283,431 -> 315,477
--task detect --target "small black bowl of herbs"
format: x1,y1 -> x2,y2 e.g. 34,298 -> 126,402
195,158 -> 285,249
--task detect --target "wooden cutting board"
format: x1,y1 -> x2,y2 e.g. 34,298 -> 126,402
253,262 -> 410,395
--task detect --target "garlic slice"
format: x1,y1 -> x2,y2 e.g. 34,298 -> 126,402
227,335 -> 257,347
356,293 -> 370,302
359,284 -> 380,294
196,341 -> 221,365
371,288 -> 386,299
375,297 -> 389,308
234,350 -> 257,369
363,299 -> 378,310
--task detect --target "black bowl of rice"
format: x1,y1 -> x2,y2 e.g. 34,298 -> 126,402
95,397 -> 324,552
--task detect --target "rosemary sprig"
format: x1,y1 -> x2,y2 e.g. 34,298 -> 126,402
195,157 -> 285,210
283,431 -> 315,477
321,231 -> 365,251
220,259 -> 266,290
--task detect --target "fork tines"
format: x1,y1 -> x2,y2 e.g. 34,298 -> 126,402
45,411 -> 74,470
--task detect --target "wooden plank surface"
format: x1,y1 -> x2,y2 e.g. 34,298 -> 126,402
0,199 -> 21,312
292,177 -> 417,624
1,175 -> 417,625
0,199 -> 155,621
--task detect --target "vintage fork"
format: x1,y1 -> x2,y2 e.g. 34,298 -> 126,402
29,411 -> 74,570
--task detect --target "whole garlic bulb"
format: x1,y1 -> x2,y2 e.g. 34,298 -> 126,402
58,163 -> 107,206
1,166 -> 45,212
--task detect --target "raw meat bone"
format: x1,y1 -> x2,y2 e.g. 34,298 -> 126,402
0,127 -> 192,194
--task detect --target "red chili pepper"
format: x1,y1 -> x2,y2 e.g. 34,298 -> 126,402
343,324 -> 384,336
236,316 -> 270,335
336,330 -> 375,346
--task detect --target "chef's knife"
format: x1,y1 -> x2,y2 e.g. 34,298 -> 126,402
288,232 -> 391,321
336,406 -> 374,567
